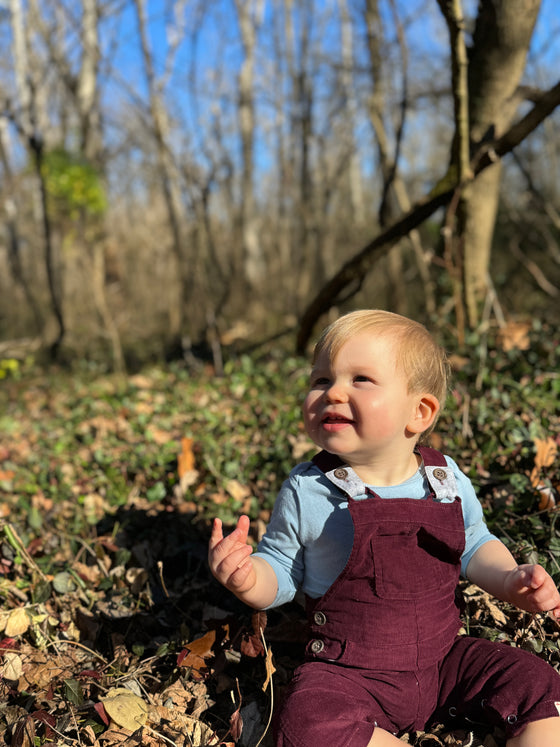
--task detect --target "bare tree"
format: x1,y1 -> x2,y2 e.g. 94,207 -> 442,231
77,0 -> 125,372
362,0 -> 436,316
295,79 -> 560,353
8,0 -> 65,358
133,0 -> 190,348
435,0 -> 543,333
295,0 -> 557,351
234,0 -> 265,288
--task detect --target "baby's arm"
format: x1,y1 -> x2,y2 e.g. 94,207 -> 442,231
466,539 -> 560,617
208,515 -> 278,609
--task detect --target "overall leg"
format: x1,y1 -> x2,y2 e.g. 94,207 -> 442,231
275,661 -> 409,747
435,636 -> 560,744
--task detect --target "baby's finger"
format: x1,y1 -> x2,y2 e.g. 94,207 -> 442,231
526,563 -> 548,590
209,518 -> 224,551
216,544 -> 253,585
234,515 -> 251,544
227,556 -> 254,589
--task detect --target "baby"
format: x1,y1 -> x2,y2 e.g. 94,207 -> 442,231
209,310 -> 560,746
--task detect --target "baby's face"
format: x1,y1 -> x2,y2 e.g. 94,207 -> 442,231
303,331 -> 421,469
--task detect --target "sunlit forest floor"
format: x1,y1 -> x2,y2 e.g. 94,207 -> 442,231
0,321 -> 559,745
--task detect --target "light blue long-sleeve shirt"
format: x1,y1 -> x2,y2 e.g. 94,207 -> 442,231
254,455 -> 497,608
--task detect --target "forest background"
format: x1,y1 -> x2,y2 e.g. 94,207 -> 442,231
1,1 -> 560,746
0,0 -> 559,367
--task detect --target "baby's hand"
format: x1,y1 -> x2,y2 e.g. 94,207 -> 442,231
504,564 -> 560,617
208,515 -> 256,594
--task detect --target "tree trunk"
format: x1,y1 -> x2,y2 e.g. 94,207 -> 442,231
363,0 -> 435,316
234,0 -> 264,288
133,0 -> 188,346
78,0 -> 125,373
460,0 -> 541,327
9,0 -> 65,357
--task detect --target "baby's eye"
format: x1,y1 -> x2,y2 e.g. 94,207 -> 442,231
354,375 -> 375,385
310,376 -> 330,388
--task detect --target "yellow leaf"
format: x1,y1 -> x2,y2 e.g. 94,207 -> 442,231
225,479 -> 251,503
101,688 -> 148,732
5,607 -> 30,637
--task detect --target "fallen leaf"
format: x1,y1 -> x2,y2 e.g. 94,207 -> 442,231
262,646 -> 276,691
2,652 -> 23,681
497,321 -> 531,352
178,437 -> 196,476
532,436 -> 558,476
94,701 -> 110,726
101,688 -> 148,732
11,714 -> 35,747
240,632 -> 264,658
229,706 -> 243,741
225,479 -> 251,503
64,678 -> 84,706
530,436 -> 558,509
4,607 -> 30,637
178,630 -> 217,679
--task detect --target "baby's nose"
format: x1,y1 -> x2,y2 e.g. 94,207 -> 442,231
325,382 -> 348,402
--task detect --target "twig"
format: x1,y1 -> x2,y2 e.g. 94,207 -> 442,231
157,560 -> 169,598
48,638 -> 109,664
144,726 -> 178,746
255,627 -> 274,747
1,521 -> 49,582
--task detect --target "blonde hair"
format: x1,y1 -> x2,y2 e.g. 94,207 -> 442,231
312,310 -> 450,415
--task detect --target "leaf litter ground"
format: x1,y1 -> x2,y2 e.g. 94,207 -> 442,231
1,338 -> 560,746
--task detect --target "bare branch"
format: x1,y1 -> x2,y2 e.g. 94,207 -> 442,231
295,80 -> 560,353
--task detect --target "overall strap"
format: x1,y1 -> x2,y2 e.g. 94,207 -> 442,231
416,445 -> 458,502
312,447 -> 458,502
311,451 -> 366,498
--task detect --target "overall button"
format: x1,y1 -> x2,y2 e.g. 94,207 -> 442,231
333,468 -> 348,480
433,468 -> 447,481
310,639 -> 325,654
507,714 -> 518,725
313,611 -> 327,626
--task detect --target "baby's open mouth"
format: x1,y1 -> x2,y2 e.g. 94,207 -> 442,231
322,414 -> 354,426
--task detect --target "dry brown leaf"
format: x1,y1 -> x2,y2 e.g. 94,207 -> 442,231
73,561 -> 102,585
178,629 -> 218,679
2,652 -> 23,681
477,591 -> 507,626
101,688 -> 148,732
532,436 -> 558,475
98,726 -> 131,743
146,427 -> 172,445
80,724 -> 101,746
530,436 -> 558,509
11,714 -> 35,747
497,321 -> 531,352
20,654 -> 75,691
147,706 -> 221,745
178,437 -> 196,476
262,646 -> 276,691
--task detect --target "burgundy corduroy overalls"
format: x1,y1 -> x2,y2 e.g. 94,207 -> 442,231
274,447 -> 560,746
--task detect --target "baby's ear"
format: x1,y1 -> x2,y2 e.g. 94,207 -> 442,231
407,393 -> 440,435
